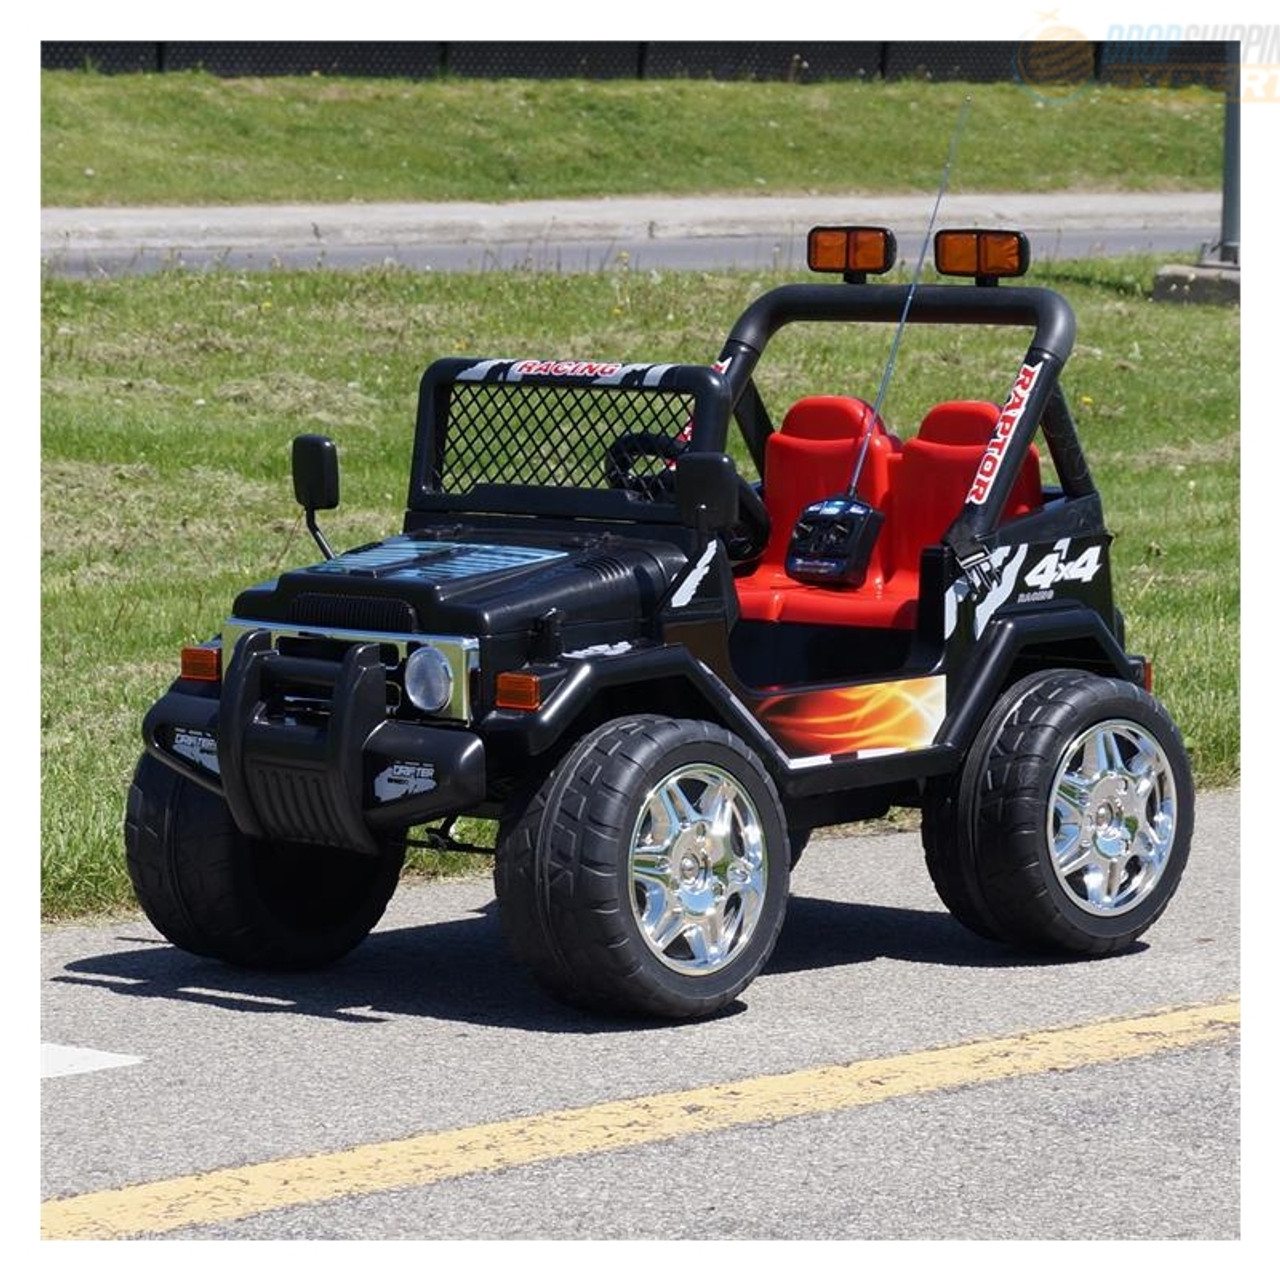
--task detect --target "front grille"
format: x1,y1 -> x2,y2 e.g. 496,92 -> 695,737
247,762 -> 353,848
221,619 -> 480,724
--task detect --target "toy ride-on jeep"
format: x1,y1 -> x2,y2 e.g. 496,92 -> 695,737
126,225 -> 1194,1020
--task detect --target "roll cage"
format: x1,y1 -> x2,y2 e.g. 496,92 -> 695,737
400,266 -> 1101,579
715,280 -> 1099,565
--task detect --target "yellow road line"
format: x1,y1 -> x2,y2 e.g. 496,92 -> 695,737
42,998 -> 1239,1240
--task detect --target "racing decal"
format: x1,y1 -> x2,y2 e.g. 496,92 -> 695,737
752,676 -> 946,760
967,361 -> 1043,506
669,541 -> 718,608
453,358 -> 514,382
564,641 -> 635,659
456,358 -> 683,389
511,359 -> 623,378
373,762 -> 438,804
954,538 -> 1106,636
973,544 -> 1029,636
171,728 -> 220,775
1019,538 -> 1103,599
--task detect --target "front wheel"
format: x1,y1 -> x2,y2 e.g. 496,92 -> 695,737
124,753 -> 404,969
923,669 -> 1194,955
494,716 -> 790,1019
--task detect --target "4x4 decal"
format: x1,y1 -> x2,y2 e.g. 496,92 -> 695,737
1021,538 -> 1104,597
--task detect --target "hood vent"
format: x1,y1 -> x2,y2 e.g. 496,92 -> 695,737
288,592 -> 418,634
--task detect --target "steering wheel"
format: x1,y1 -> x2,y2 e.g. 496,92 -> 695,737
604,433 -> 771,563
724,480 -> 770,564
604,432 -> 682,500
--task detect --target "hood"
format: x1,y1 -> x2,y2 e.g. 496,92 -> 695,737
229,531 -> 689,645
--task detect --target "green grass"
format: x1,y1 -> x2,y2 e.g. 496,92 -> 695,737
40,255 -> 1239,918
41,71 -> 1224,206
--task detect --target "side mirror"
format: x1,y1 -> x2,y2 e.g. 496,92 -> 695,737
675,452 -> 740,532
292,434 -> 339,560
292,434 -> 340,512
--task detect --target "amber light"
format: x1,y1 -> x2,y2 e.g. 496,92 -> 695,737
934,229 -> 1030,279
807,226 -> 896,276
181,645 -> 221,682
495,671 -> 543,711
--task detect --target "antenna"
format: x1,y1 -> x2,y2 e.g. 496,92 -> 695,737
785,97 -> 972,589
851,94 -> 971,495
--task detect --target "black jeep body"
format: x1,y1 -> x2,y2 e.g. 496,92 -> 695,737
127,229 -> 1194,1019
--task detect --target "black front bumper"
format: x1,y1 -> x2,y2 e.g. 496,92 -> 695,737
142,630 -> 486,854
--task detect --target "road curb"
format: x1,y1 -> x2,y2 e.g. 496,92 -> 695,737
42,191 -> 1223,254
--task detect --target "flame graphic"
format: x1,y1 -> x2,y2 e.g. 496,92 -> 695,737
753,676 -> 946,759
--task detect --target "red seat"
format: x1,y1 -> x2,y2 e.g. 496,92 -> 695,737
736,397 -> 905,625
887,402 -> 1042,591
734,399 -> 1044,633
757,396 -> 895,557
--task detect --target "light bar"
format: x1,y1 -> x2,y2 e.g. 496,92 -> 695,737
807,226 -> 897,278
934,228 -> 1030,281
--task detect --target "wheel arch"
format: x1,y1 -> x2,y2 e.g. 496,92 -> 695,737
482,649 -> 792,791
940,608 -> 1143,758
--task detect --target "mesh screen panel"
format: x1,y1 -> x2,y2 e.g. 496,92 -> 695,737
436,382 -> 695,498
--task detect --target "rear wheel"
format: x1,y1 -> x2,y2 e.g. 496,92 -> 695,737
495,716 -> 789,1019
923,669 -> 1193,954
124,753 -> 404,969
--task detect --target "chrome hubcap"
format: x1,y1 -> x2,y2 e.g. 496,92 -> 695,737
1048,719 -> 1179,916
628,764 -> 767,975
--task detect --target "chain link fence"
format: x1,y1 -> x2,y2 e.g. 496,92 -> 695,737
41,40 -> 1236,88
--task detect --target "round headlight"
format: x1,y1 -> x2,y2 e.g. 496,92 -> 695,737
404,645 -> 453,713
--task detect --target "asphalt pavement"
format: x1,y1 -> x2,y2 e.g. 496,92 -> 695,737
39,184 -> 1242,1244
41,789 -> 1240,1241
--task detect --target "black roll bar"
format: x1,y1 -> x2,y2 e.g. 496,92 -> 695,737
714,281 -> 1094,551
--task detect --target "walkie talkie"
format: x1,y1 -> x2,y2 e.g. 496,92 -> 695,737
786,98 -> 972,588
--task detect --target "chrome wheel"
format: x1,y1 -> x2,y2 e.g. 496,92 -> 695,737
628,764 -> 768,975
1048,718 -> 1179,917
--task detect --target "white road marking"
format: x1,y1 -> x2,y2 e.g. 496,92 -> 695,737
41,1043 -> 143,1080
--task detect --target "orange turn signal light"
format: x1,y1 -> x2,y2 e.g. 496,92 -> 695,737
495,671 -> 543,711
934,229 -> 1030,281
180,644 -> 221,683
807,226 -> 897,277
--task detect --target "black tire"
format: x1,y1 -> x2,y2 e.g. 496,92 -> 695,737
494,716 -> 790,1019
786,827 -> 811,870
124,753 -> 405,969
923,669 -> 1194,954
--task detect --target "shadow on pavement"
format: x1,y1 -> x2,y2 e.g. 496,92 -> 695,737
50,893 -> 1131,1034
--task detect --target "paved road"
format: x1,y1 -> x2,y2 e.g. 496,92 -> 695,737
40,190 -> 1223,276
41,787 -> 1240,1241
39,185 -> 1239,1243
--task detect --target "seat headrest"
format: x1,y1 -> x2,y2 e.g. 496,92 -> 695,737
780,396 -> 884,442
917,401 -> 1000,446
